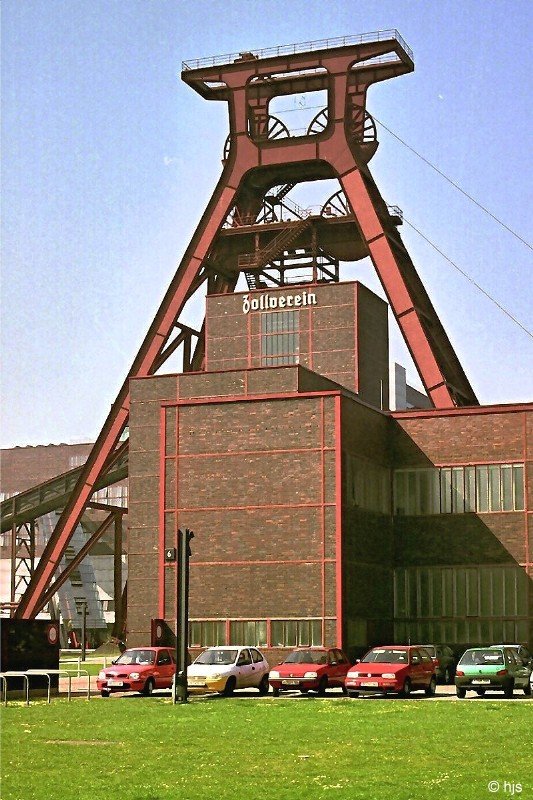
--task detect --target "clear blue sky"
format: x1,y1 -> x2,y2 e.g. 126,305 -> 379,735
1,0 -> 532,447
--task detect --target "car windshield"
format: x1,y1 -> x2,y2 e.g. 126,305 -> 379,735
361,649 -> 409,664
115,649 -> 155,665
420,646 -> 436,656
284,650 -> 328,665
194,649 -> 238,666
459,649 -> 504,666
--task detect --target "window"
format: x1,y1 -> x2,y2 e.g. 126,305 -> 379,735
92,484 -> 128,508
69,454 -> 87,468
189,620 -> 225,647
394,566 -> 528,645
261,310 -> 299,366
394,463 -> 525,515
230,620 -> 267,647
270,619 -> 322,647
345,454 -> 390,514
251,648 -> 264,664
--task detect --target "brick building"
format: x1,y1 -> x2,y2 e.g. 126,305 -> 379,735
127,280 -> 532,660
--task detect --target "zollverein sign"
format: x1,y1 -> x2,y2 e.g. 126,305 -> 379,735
242,291 -> 317,314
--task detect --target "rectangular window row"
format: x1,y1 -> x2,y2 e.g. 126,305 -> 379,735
92,484 -> 128,508
394,463 -> 524,515
394,566 -> 528,621
394,618 -> 529,647
188,618 -> 323,649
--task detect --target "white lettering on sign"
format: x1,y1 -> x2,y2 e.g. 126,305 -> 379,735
242,291 -> 317,314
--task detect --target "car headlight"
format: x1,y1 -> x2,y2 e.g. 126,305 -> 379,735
129,672 -> 140,680
347,671 -> 359,678
303,671 -> 318,678
382,673 -> 395,679
98,670 -> 106,680
208,674 -> 222,681
269,670 -> 280,679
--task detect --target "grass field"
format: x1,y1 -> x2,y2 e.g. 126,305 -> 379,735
1,695 -> 530,800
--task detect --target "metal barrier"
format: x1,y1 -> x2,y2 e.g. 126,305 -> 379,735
0,672 -> 30,706
0,669 -> 91,704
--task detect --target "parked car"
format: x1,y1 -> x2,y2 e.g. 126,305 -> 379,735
345,645 -> 436,697
455,646 -> 532,698
268,647 -> 351,696
416,644 -> 456,683
97,646 -> 175,697
491,644 -> 532,668
187,646 -> 269,695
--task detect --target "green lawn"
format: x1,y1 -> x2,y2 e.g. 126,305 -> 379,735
1,696 -> 530,800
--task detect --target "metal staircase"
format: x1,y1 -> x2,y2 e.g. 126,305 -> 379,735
39,513 -> 107,629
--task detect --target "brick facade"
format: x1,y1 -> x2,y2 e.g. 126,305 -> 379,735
126,281 -> 532,658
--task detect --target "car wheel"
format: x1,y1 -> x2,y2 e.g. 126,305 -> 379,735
475,688 -> 486,696
456,687 -> 466,698
347,690 -> 359,698
316,677 -> 328,697
444,667 -> 453,685
503,681 -> 514,699
523,683 -> 531,696
425,676 -> 437,697
258,675 -> 269,695
400,678 -> 411,698
300,688 -> 309,694
101,689 -> 110,698
341,684 -> 348,695
272,687 -> 280,698
222,676 -> 236,697
141,678 -> 155,697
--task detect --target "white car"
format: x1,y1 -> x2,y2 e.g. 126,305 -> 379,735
187,646 -> 270,695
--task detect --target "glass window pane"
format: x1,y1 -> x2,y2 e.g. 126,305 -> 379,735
285,620 -> 297,647
455,569 -> 466,616
489,465 -> 501,512
466,569 -> 479,616
452,467 -> 465,513
271,620 -> 283,647
297,620 -> 310,646
476,466 -> 489,512
513,465 -> 524,510
465,467 -> 476,512
257,620 -> 267,647
441,469 -> 452,513
501,466 -> 513,511
311,619 -> 322,646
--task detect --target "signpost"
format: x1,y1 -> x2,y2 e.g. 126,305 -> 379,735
166,529 -> 194,705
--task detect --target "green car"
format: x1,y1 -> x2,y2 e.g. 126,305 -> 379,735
455,646 -> 532,698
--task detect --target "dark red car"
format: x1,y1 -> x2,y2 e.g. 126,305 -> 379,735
97,646 -> 176,697
268,647 -> 351,696
345,645 -> 437,697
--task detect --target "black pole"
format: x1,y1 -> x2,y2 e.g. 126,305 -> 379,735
174,528 -> 193,704
81,601 -> 87,662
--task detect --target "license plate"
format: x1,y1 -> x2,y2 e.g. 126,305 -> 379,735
282,679 -> 300,686
188,680 -> 205,686
361,681 -> 379,687
472,679 -> 490,684
107,680 -> 124,687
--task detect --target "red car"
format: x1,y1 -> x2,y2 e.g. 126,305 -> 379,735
268,647 -> 351,696
97,647 -> 176,697
345,645 -> 437,697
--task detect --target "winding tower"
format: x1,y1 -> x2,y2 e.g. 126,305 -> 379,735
12,31 -> 478,621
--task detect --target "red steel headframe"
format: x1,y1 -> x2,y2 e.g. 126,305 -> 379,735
16,32 -> 477,619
